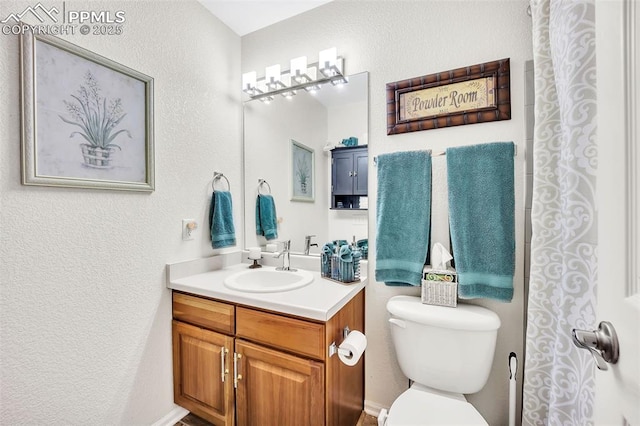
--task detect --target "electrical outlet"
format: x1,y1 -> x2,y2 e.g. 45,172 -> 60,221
182,219 -> 197,241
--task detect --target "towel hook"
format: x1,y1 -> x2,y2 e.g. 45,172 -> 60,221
212,171 -> 230,191
258,179 -> 271,195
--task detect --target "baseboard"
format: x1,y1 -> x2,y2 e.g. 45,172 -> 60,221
152,405 -> 189,426
364,400 -> 388,417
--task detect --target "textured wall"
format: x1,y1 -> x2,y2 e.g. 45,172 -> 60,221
242,1 -> 532,424
0,0 -> 241,423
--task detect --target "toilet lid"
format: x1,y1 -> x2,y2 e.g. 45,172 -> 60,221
386,387 -> 488,426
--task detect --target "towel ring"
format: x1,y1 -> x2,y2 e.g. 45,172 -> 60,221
212,172 -> 230,191
258,179 -> 271,195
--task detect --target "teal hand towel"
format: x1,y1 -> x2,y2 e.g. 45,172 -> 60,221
209,191 -> 236,249
447,142 -> 515,302
375,150 -> 432,286
339,244 -> 353,262
255,194 -> 278,240
339,244 -> 354,282
321,243 -> 334,276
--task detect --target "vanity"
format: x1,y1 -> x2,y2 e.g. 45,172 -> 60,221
167,255 -> 367,426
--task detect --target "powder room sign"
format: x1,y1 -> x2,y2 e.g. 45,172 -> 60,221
387,58 -> 510,135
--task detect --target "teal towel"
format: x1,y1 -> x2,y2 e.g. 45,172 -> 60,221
375,150 -> 432,286
255,194 -> 278,240
339,244 -> 353,262
209,191 -> 236,249
321,243 -> 334,276
339,244 -> 354,282
447,142 -> 515,302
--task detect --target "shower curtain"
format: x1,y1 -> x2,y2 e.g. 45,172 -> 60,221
522,0 -> 598,425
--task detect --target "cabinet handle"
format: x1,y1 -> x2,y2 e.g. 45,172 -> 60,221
349,171 -> 353,177
220,347 -> 228,383
233,353 -> 242,388
353,171 -> 358,177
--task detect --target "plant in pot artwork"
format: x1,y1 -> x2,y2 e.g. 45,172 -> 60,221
296,156 -> 310,194
59,70 -> 131,169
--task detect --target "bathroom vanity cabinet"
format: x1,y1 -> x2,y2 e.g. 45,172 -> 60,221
331,146 -> 368,209
172,289 -> 364,426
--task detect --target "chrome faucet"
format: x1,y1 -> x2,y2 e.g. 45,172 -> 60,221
304,235 -> 318,255
274,240 -> 296,271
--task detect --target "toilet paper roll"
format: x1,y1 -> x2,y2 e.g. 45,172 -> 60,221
248,247 -> 261,260
338,330 -> 367,367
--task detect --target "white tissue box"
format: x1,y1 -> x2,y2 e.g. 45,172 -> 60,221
421,268 -> 457,307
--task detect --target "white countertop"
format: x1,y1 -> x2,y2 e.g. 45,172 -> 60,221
166,254 -> 367,322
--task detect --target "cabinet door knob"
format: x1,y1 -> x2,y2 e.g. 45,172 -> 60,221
353,171 -> 358,177
349,171 -> 353,177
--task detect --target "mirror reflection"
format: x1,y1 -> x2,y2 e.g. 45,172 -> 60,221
243,72 -> 369,256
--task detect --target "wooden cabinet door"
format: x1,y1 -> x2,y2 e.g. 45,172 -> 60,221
172,320 -> 234,426
235,339 -> 324,426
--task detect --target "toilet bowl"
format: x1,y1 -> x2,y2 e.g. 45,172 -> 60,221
380,384 -> 487,425
383,295 -> 501,425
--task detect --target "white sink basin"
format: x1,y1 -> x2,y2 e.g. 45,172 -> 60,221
224,267 -> 314,293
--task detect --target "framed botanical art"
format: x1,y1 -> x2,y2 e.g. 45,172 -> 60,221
20,28 -> 154,191
290,139 -> 314,202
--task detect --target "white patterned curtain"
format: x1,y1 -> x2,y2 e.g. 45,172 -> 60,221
522,0 -> 598,425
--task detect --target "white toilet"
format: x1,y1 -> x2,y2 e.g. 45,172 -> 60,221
380,295 -> 501,425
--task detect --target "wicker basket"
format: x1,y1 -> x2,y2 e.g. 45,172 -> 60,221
421,269 -> 457,307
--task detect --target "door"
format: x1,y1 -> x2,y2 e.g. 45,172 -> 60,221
234,339 -> 324,426
594,0 -> 640,424
353,150 -> 368,196
332,150 -> 355,195
172,321 -> 235,425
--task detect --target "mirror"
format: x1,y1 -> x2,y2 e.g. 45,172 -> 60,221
243,72 -> 369,256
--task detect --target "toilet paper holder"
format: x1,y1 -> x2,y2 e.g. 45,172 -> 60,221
328,326 -> 353,358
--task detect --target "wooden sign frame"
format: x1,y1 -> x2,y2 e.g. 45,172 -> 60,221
386,58 -> 511,135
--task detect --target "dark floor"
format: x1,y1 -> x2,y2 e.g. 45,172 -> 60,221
175,413 -> 214,426
176,411 -> 378,426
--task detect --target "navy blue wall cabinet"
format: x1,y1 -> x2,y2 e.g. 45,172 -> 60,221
331,146 -> 368,209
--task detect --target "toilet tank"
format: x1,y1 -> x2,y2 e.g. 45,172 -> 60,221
386,295 -> 500,394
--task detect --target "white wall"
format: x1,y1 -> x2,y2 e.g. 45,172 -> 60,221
242,1 -> 532,424
0,1 -> 241,423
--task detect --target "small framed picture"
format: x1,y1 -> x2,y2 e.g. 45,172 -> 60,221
290,139 -> 314,202
21,29 -> 154,191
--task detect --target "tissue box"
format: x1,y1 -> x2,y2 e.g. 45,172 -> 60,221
421,268 -> 457,307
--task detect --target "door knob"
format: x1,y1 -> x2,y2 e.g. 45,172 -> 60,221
571,321 -> 619,370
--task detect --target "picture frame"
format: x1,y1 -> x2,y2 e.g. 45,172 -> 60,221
20,29 -> 155,191
386,58 -> 510,135
290,139 -> 314,202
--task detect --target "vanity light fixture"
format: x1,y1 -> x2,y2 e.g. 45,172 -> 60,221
242,71 -> 261,96
319,48 -> 347,86
242,48 -> 346,102
318,47 -> 341,77
290,56 -> 312,84
265,64 -> 285,91
259,95 -> 275,104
